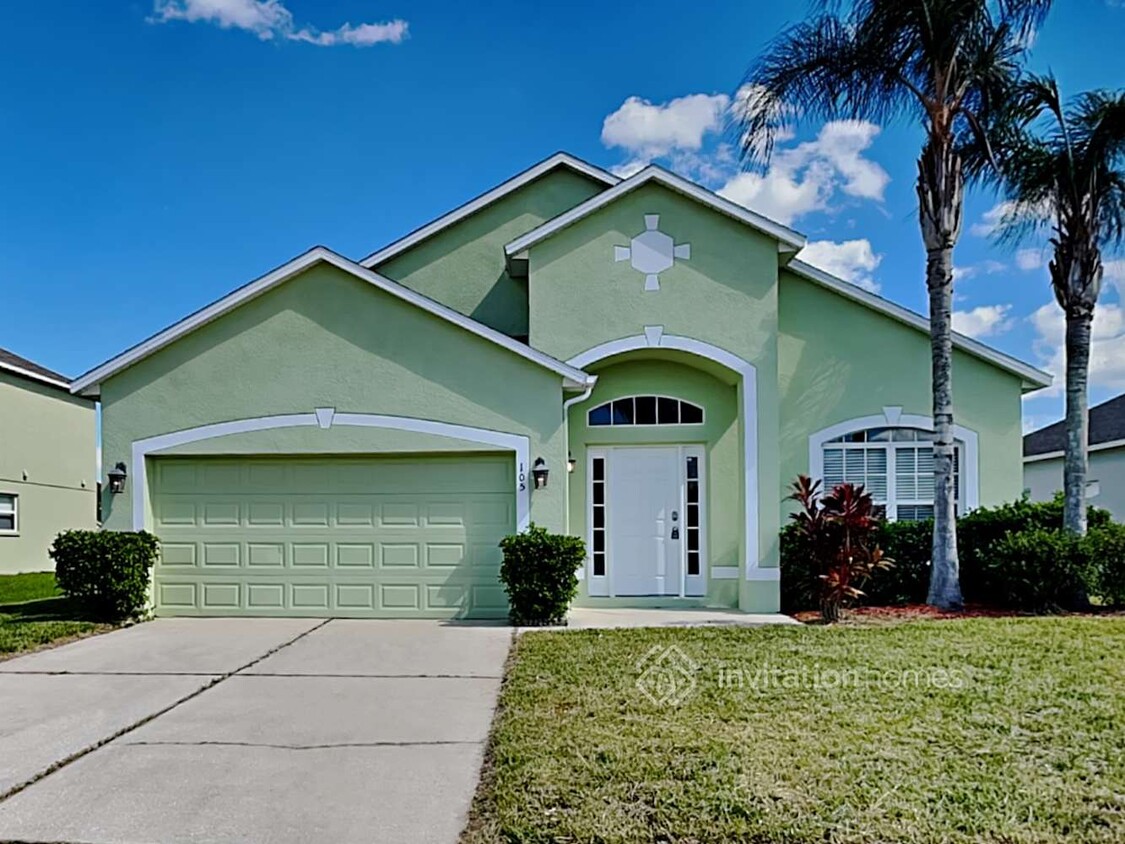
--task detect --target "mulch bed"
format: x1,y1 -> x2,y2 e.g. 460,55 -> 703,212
793,603 -> 1125,625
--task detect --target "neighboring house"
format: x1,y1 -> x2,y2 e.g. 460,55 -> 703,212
71,153 -> 1051,618
0,348 -> 97,573
1024,393 -> 1125,520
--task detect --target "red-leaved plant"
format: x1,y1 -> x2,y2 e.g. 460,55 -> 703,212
787,475 -> 893,622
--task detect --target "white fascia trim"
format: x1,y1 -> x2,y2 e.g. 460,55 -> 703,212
0,361 -> 71,391
567,334 -> 761,580
359,153 -> 620,268
504,165 -> 806,261
788,259 -> 1053,391
72,246 -> 594,396
1023,438 -> 1125,463
808,413 -> 981,512
130,411 -> 532,533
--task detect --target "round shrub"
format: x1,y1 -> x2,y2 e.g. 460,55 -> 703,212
868,518 -> 933,605
499,524 -> 584,625
981,527 -> 1092,612
1083,523 -> 1125,607
51,530 -> 160,622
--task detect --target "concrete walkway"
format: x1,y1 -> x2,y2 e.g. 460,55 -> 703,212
562,607 -> 799,630
0,618 -> 512,844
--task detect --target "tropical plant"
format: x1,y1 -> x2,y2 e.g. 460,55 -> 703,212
787,475 -> 893,622
737,0 -> 1050,609
986,78 -> 1125,536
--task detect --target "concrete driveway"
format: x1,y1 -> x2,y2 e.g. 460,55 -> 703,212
0,618 -> 512,844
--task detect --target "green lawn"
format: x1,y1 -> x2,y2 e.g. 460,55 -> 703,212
0,572 -> 106,659
464,618 -> 1125,844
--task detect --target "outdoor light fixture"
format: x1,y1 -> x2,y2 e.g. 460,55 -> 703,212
532,458 -> 549,490
567,453 -> 576,473
107,462 -> 128,495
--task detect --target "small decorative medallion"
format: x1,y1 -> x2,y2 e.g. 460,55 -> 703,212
613,214 -> 691,291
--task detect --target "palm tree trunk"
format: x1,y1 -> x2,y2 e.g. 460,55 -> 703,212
925,246 -> 963,609
918,140 -> 964,611
1063,308 -> 1092,535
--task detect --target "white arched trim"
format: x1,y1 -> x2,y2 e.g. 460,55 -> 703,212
131,411 -> 531,532
567,332 -> 770,580
807,412 -> 980,513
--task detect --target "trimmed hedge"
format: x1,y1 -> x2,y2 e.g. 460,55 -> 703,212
781,495 -> 1121,613
499,524 -> 584,625
51,530 -> 159,622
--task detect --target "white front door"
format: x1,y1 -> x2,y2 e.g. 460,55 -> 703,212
586,444 -> 708,597
609,447 -> 681,596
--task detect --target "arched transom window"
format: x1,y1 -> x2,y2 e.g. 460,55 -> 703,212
822,427 -> 962,522
588,396 -> 704,427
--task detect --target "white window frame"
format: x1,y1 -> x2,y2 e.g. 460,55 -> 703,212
0,493 -> 19,535
821,437 -> 962,521
808,410 -> 980,520
587,395 -> 705,428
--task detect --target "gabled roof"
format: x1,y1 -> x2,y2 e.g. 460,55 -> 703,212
360,152 -> 619,269
1024,393 -> 1125,459
787,259 -> 1053,392
71,246 -> 595,396
503,164 -> 807,267
0,346 -> 71,391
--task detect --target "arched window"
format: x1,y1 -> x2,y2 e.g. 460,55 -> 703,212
587,396 -> 704,427
822,427 -> 962,522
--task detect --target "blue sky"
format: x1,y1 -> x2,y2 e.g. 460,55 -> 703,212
1,1 -> 1123,432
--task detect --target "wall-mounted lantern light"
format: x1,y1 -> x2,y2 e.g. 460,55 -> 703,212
567,453 -> 576,474
107,462 -> 128,495
532,458 -> 549,490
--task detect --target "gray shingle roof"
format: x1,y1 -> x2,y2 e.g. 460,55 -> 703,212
0,346 -> 70,388
1024,392 -> 1125,456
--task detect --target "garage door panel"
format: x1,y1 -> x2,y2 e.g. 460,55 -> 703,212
153,455 -> 514,618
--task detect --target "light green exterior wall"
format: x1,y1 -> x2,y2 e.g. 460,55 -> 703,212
100,263 -> 570,536
0,371 -> 96,573
374,168 -> 606,337
526,183 -> 782,610
93,160 -> 1037,618
566,358 -> 740,608
1025,448 -> 1125,520
778,271 -> 1026,509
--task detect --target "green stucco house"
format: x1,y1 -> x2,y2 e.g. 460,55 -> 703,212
72,153 -> 1051,617
1,348 -> 97,573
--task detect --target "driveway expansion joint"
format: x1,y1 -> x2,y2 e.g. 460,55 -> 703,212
121,739 -> 483,750
0,618 -> 332,805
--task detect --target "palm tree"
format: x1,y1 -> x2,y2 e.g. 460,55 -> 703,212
990,79 -> 1125,535
737,0 -> 1050,609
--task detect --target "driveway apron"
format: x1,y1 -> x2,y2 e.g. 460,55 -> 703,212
0,618 -> 511,844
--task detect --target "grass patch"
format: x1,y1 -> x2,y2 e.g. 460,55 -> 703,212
464,618 -> 1125,843
0,571 -> 61,604
0,572 -> 107,658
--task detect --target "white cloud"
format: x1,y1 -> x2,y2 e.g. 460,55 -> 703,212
599,93 -> 888,226
1016,248 -> 1045,271
717,120 -> 889,225
952,304 -> 1014,339
971,201 -> 1015,237
1030,301 -> 1125,395
601,94 -> 730,161
150,0 -> 408,46
1104,259 -> 1125,298
798,239 -> 883,293
954,259 -> 1008,282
